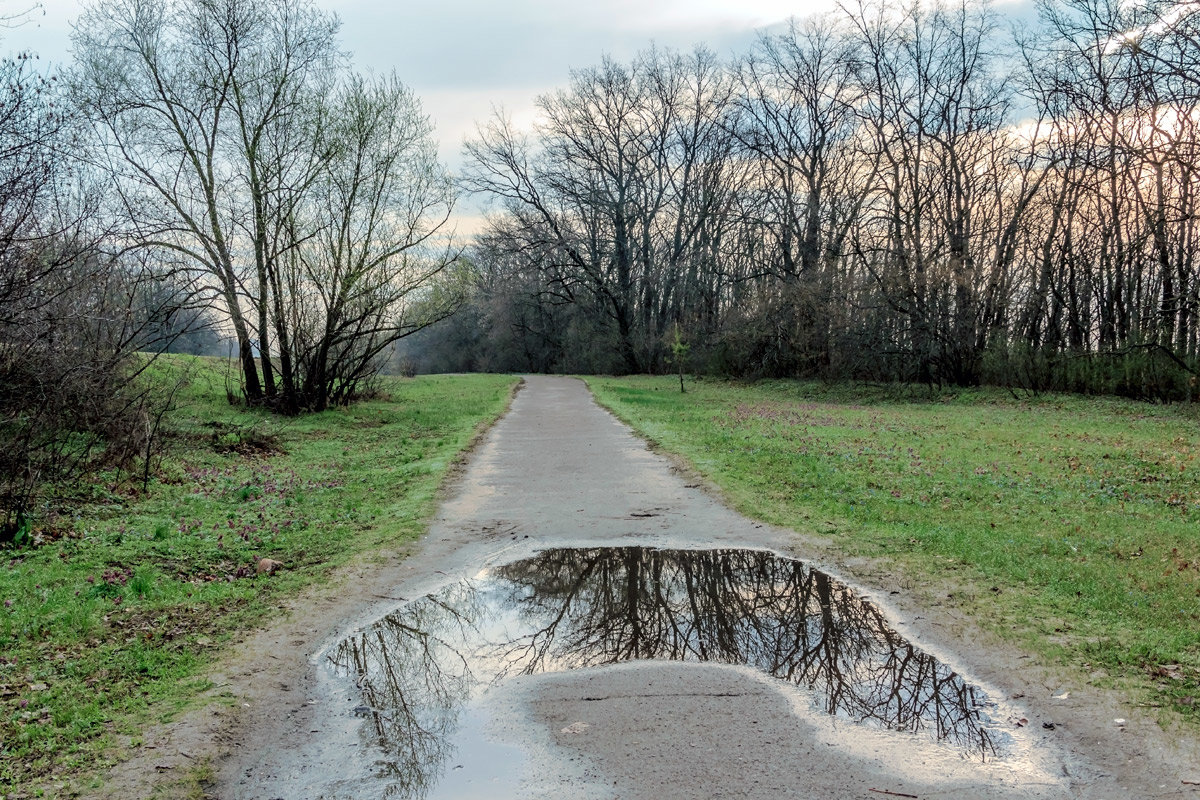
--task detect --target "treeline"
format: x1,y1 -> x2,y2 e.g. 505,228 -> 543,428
420,0 -> 1200,399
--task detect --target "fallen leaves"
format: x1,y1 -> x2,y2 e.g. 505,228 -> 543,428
256,558 -> 284,576
1149,664 -> 1187,681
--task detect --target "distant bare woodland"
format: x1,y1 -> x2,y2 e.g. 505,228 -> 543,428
430,0 -> 1200,400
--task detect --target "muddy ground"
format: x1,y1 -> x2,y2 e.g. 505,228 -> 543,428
95,376 -> 1200,799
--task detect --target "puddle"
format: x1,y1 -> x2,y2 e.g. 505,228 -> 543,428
328,547 -> 1003,797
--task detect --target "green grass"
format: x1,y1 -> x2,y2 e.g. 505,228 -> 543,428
0,357 -> 517,793
588,375 -> 1200,721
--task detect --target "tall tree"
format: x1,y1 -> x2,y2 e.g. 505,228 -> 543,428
728,16 -> 869,374
73,0 -> 460,410
464,48 -> 737,373
285,73 -> 459,411
440,0 -> 1200,397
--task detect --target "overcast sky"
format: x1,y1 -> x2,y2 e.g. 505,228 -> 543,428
9,1 -> 832,165
8,0 -> 1032,233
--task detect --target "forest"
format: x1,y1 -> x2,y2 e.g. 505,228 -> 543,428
5,0 -> 1200,535
406,0 -> 1200,401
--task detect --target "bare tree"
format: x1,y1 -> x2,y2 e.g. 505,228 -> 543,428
439,0 -> 1199,396
464,48 -> 738,374
73,0 -> 288,402
0,39 -> 180,538
726,15 -> 870,375
72,0 -> 460,411
283,73 -> 460,411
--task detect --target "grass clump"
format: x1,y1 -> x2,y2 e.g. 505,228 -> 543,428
588,375 -> 1200,721
0,357 -> 516,794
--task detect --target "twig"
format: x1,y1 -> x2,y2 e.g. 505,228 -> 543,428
869,790 -> 919,799
372,594 -> 407,602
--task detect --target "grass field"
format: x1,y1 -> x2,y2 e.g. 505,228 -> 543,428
0,358 -> 516,793
588,376 -> 1200,721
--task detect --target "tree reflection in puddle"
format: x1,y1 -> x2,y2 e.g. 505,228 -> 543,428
328,547 -> 1000,798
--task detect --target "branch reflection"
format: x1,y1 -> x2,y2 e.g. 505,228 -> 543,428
328,547 -> 997,798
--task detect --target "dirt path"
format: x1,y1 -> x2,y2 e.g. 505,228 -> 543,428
98,376 -> 1199,799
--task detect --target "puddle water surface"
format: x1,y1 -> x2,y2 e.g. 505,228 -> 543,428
328,547 -> 1003,798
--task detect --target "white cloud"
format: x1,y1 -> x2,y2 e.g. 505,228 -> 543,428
12,0 -> 839,231
335,0 -> 819,92
419,85 -> 542,169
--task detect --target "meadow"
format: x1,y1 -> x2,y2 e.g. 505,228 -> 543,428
0,358 -> 516,792
6,366 -> 1199,793
588,376 -> 1200,721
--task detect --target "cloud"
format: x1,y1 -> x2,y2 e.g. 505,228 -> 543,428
337,0 -> 825,181
13,0 -> 840,230
337,0 -> 813,91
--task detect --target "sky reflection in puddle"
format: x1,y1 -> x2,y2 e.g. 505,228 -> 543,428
328,547 -> 1001,798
